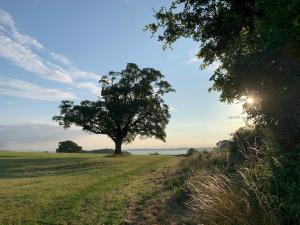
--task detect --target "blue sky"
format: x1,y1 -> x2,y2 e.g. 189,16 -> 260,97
0,0 -> 245,150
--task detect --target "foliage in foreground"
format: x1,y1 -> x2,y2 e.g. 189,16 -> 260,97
184,145 -> 300,225
146,2 -> 300,222
185,150 -> 277,225
147,0 -> 300,150
229,126 -> 300,224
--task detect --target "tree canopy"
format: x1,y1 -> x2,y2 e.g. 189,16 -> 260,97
146,0 -> 300,149
56,140 -> 82,153
53,63 -> 174,154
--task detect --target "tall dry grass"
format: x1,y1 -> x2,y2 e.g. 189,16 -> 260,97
185,150 -> 279,225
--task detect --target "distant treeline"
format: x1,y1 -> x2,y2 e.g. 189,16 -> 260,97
56,141 -> 132,155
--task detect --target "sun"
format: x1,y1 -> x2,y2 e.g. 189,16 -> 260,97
246,97 -> 255,105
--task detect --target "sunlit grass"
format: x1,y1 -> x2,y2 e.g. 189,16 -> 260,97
185,150 -> 279,225
0,152 -> 181,225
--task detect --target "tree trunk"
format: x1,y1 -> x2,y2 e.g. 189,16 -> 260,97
114,140 -> 122,155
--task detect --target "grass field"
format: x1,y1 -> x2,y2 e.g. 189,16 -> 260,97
0,152 -> 182,225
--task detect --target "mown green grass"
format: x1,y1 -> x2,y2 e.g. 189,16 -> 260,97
0,152 -> 182,225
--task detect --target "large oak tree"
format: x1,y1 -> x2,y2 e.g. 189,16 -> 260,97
147,0 -> 300,149
53,63 -> 174,154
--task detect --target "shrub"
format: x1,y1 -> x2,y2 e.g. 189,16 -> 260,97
270,148 -> 300,224
186,148 -> 198,156
216,140 -> 232,149
150,152 -> 160,155
185,128 -> 300,225
187,168 -> 279,225
185,149 -> 279,225
240,146 -> 300,225
228,125 -> 264,166
56,140 -> 82,153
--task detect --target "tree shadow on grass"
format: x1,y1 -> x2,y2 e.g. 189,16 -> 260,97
0,157 -> 119,179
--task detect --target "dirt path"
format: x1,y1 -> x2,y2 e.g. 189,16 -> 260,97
123,156 -> 189,225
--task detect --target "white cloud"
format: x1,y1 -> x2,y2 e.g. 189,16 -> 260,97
169,106 -> 176,112
0,9 -> 100,93
185,50 -> 200,64
185,50 -> 221,72
72,70 -> 99,80
0,9 -> 14,28
0,77 -> 76,101
50,52 -> 71,65
206,60 -> 221,72
0,9 -> 43,49
0,35 -> 73,83
74,81 -> 100,94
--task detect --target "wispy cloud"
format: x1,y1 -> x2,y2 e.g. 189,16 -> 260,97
0,77 -> 76,101
185,50 -> 221,72
0,9 -> 100,94
185,50 -> 200,64
49,52 -> 71,65
0,35 -> 73,83
72,70 -> 99,80
0,9 -> 43,50
3,100 -> 18,104
74,81 -> 100,94
169,106 -> 176,112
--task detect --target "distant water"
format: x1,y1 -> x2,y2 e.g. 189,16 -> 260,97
126,148 -> 211,155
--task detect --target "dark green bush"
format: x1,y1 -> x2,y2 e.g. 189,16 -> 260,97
186,148 -> 198,156
186,127 -> 300,225
267,148 -> 300,224
150,152 -> 160,155
237,129 -> 300,225
56,140 -> 82,153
